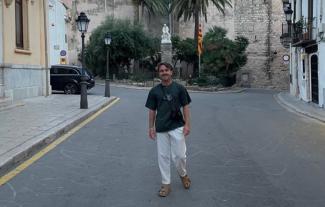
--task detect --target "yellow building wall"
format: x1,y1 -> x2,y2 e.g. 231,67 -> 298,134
3,0 -> 46,67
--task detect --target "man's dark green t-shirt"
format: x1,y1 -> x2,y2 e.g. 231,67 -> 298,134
145,82 -> 191,132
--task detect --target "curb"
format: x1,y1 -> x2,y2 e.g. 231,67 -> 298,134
0,97 -> 118,177
96,83 -> 246,94
274,93 -> 325,123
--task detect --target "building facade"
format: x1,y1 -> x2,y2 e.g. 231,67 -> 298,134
48,0 -> 69,66
284,0 -> 325,108
0,0 -> 50,102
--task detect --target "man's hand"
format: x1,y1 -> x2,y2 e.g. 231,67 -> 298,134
149,128 -> 156,140
183,124 -> 190,136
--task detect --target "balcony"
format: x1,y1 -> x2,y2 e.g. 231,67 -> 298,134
292,17 -> 317,47
280,17 -> 317,48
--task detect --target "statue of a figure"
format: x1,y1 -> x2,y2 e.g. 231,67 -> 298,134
161,24 -> 171,44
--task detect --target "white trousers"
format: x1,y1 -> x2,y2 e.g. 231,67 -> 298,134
157,127 -> 187,184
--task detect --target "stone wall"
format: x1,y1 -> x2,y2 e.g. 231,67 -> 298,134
234,0 -> 271,88
177,5 -> 235,40
174,0 -> 289,89
269,0 -> 290,90
235,0 -> 289,89
2,65 -> 46,101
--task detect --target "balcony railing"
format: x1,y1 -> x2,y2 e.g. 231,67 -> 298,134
292,17 -> 317,45
281,17 -> 317,47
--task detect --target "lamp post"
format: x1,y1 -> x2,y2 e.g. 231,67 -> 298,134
76,12 -> 90,109
284,6 -> 293,23
282,0 -> 290,11
104,32 -> 112,97
284,5 -> 293,37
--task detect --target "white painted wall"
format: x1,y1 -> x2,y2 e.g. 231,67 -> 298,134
301,0 -> 308,19
290,0 -> 325,108
297,49 -> 310,102
0,1 -> 4,98
49,0 -> 68,66
290,46 -> 299,97
319,0 -> 325,107
318,43 -> 325,107
0,0 -> 3,65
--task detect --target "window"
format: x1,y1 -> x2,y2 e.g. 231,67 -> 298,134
15,0 -> 29,50
50,68 -> 58,74
51,68 -> 67,74
67,69 -> 78,74
15,0 -> 23,48
57,68 -> 68,74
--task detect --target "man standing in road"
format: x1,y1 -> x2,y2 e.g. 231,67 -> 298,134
145,62 -> 192,197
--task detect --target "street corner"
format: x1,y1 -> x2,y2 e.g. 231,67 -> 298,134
274,91 -> 325,124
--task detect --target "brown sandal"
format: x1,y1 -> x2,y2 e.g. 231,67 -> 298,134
158,184 -> 171,197
180,175 -> 191,189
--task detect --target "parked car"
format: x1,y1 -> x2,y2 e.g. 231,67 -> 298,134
50,65 -> 95,94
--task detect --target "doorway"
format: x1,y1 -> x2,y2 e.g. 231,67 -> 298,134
310,54 -> 319,104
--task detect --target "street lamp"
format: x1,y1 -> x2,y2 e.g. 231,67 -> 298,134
76,12 -> 90,109
284,6 -> 293,23
104,32 -> 112,97
282,0 -> 290,11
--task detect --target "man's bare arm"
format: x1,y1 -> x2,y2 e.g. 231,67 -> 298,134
148,109 -> 156,140
183,105 -> 191,136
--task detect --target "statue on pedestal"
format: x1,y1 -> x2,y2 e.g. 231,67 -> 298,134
161,24 -> 171,44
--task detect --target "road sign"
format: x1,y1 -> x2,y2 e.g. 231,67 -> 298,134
60,50 -> 67,56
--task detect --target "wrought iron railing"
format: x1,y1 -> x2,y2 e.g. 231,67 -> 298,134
292,17 -> 317,42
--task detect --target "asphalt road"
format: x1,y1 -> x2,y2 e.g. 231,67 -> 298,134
0,85 -> 324,207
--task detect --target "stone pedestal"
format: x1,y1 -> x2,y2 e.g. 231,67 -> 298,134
161,43 -> 172,64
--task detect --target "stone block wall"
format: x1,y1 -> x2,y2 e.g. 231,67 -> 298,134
235,0 -> 289,89
174,0 -> 289,89
2,65 -> 46,101
176,5 -> 235,40
269,0 -> 290,90
235,0 -> 272,88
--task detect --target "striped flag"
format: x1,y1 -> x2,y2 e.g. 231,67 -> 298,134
198,24 -> 203,56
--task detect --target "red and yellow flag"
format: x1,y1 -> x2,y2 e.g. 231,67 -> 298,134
197,24 -> 203,56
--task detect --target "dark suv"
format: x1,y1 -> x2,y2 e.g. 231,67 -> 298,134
50,65 -> 95,94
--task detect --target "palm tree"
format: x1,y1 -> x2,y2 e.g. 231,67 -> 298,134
171,0 -> 232,60
133,0 -> 168,24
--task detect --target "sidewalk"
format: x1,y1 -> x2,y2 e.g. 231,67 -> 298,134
276,92 -> 325,123
0,94 -> 117,176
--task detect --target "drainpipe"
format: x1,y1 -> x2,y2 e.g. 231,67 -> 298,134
43,0 -> 50,96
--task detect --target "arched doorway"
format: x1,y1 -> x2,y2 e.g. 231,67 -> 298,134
310,54 -> 319,104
